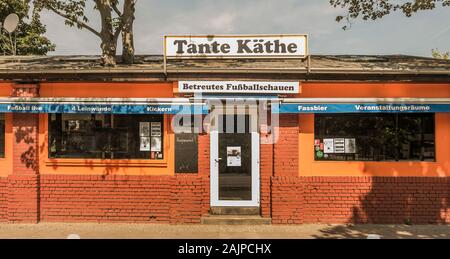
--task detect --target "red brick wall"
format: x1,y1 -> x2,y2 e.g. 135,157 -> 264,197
170,174 -> 206,224
40,175 -> 173,223
271,176 -> 303,224
271,176 -> 450,225
198,132 -> 210,215
39,174 -> 211,224
260,137 -> 273,218
0,177 -> 7,222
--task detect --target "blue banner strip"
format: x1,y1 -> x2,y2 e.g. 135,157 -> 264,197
0,103 -> 209,115
273,103 -> 450,113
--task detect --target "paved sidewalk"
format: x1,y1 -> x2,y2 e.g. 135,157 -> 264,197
0,223 -> 450,239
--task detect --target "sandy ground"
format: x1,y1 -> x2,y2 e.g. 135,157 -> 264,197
0,223 -> 449,239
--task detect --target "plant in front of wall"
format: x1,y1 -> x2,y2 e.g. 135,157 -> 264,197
1,0 -> 55,55
330,0 -> 450,30
403,218 -> 413,225
432,49 -> 449,60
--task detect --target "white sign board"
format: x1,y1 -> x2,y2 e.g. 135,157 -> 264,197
165,35 -> 307,58
334,138 -> 345,153
345,138 -> 356,153
178,81 -> 300,94
227,146 -> 242,167
323,139 -> 334,154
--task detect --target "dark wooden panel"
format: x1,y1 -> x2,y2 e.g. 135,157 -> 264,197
175,133 -> 198,173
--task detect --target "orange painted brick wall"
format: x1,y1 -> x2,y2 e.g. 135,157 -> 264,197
40,82 -> 174,98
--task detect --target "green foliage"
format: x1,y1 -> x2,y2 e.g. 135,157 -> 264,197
0,0 -> 55,55
330,0 -> 450,30
431,48 -> 449,59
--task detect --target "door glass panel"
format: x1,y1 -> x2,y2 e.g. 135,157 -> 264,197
218,114 -> 252,201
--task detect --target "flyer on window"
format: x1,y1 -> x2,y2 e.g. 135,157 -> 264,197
323,139 -> 334,153
227,146 -> 242,167
151,136 -> 162,152
140,122 -> 150,137
151,122 -> 161,136
345,138 -> 356,153
334,138 -> 345,153
140,136 -> 151,151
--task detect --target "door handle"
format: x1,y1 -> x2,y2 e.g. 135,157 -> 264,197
215,158 -> 222,163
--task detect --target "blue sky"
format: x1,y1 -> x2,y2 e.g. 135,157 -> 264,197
40,0 -> 450,57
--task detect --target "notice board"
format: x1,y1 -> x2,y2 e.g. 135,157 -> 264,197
175,133 -> 198,173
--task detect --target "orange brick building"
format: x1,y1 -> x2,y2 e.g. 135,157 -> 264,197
0,54 -> 449,224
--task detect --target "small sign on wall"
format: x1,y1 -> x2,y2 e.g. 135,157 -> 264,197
165,34 -> 308,58
175,133 -> 198,173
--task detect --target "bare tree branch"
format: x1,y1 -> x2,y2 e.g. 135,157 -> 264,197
47,5 -> 101,38
112,3 -> 122,17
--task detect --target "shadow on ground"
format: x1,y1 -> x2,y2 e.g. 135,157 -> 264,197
313,224 -> 450,239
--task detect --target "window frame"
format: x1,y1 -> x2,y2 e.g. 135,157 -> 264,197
42,114 -> 170,167
313,113 -> 437,162
0,113 -> 6,159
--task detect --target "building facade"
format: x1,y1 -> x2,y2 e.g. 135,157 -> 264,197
0,54 -> 449,224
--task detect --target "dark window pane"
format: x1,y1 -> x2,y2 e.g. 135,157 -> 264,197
49,114 -> 164,160
314,113 -> 435,161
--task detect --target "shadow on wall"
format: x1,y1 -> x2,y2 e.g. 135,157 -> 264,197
351,177 -> 449,225
15,126 -> 39,172
308,174 -> 449,239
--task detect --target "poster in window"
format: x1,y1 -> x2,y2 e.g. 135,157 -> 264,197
151,122 -> 161,136
227,146 -> 241,167
334,138 -> 345,153
140,122 -> 150,137
140,136 -> 151,151
345,138 -> 356,153
151,136 -> 162,152
323,139 -> 334,153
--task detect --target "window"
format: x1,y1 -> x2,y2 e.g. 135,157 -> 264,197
49,114 -> 164,160
0,114 -> 4,158
314,113 -> 435,161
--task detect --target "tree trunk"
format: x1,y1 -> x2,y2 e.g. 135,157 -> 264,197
96,0 -> 117,66
121,0 -> 135,64
101,37 -> 117,66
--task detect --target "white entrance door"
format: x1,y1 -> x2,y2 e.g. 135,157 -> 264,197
210,105 -> 260,207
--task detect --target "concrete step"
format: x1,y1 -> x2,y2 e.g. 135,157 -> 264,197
210,206 -> 260,215
201,215 -> 271,225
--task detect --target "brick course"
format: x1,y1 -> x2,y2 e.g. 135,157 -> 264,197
1,173 -> 450,224
271,176 -> 450,225
0,177 -> 7,222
